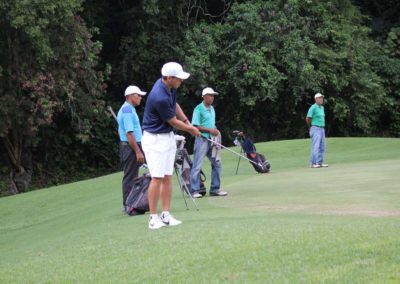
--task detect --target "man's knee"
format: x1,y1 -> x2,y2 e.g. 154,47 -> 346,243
150,177 -> 163,187
163,175 -> 172,183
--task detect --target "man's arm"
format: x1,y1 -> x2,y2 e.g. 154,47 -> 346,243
176,103 -> 190,125
168,116 -> 200,137
305,117 -> 311,128
194,125 -> 219,136
126,132 -> 144,163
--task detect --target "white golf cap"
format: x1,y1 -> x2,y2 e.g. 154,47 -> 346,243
202,87 -> 219,97
314,92 -> 324,99
124,85 -> 147,96
161,62 -> 190,80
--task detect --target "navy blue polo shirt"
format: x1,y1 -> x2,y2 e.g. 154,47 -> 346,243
142,78 -> 176,133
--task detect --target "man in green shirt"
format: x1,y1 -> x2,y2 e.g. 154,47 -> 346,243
190,87 -> 227,198
306,93 -> 328,168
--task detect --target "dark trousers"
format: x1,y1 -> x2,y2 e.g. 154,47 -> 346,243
120,143 -> 141,206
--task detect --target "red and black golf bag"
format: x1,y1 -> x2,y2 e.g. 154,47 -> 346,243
233,131 -> 271,174
124,173 -> 151,216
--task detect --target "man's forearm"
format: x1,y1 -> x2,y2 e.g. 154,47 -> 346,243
175,103 -> 189,122
168,117 -> 192,132
127,132 -> 141,153
196,125 -> 211,133
305,117 -> 311,128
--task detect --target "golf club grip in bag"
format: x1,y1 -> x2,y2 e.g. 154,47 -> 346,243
124,173 -> 151,216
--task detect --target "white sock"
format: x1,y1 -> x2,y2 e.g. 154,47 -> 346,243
150,214 -> 158,220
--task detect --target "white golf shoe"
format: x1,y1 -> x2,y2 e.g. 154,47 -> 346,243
148,215 -> 166,230
161,213 -> 182,226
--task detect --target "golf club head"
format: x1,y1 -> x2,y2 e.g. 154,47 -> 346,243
261,160 -> 271,172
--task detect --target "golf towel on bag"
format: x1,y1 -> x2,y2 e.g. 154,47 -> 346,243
124,173 -> 151,216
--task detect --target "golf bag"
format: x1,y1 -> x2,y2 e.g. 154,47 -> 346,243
124,172 -> 151,216
233,131 -> 271,173
176,147 -> 207,196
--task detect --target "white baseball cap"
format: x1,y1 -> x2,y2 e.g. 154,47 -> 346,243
202,87 -> 219,97
161,62 -> 190,80
314,92 -> 324,99
124,85 -> 147,96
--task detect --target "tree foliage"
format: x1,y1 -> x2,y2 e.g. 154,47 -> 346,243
0,0 -> 114,194
1,0 -> 399,195
183,0 -> 396,139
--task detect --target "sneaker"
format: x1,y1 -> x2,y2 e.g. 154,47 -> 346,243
210,190 -> 228,196
148,216 -> 166,230
161,213 -> 182,226
191,192 -> 202,198
320,164 -> 329,167
311,164 -> 321,168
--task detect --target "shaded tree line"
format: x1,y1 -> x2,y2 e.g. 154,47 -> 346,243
1,0 -> 399,195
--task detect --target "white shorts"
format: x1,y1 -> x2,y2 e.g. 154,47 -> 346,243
141,131 -> 177,178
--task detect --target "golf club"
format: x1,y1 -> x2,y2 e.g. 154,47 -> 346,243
206,137 -> 264,168
107,105 -> 118,122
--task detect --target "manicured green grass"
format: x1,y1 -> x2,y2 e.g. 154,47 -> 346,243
1,138 -> 399,283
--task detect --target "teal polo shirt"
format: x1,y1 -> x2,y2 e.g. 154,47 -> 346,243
307,103 -> 325,127
191,102 -> 216,138
117,101 -> 142,142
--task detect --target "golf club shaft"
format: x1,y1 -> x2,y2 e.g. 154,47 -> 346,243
206,138 -> 262,167
107,106 -> 118,122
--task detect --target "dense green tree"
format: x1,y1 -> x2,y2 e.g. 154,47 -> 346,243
84,0 -> 234,146
0,0 -> 113,194
353,0 -> 400,38
370,27 -> 400,136
1,0 -> 399,195
183,0 -> 397,140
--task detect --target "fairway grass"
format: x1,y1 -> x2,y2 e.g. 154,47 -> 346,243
1,138 -> 399,283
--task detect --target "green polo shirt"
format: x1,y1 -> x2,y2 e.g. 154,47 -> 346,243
191,102 -> 216,138
307,103 -> 325,127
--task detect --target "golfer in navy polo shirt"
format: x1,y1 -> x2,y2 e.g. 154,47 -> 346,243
142,62 -> 200,230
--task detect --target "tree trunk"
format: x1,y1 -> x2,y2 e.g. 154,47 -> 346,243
7,166 -> 32,194
7,171 -> 19,195
2,135 -> 32,194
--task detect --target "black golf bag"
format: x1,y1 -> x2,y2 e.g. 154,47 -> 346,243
124,172 -> 151,216
233,131 -> 271,173
175,147 -> 207,196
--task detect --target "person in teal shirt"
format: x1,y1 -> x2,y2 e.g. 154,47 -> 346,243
190,87 -> 227,198
306,93 -> 328,168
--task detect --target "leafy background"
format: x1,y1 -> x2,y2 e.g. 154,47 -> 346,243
0,0 -> 399,195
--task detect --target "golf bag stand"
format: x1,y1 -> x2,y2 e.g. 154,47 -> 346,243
175,135 -> 199,210
233,131 -> 246,175
234,146 -> 244,175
